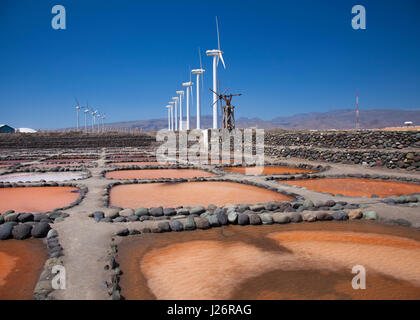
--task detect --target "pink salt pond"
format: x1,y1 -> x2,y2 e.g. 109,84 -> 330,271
105,169 -> 214,180
224,166 -> 315,175
109,181 -> 293,208
0,172 -> 88,183
0,186 -> 80,213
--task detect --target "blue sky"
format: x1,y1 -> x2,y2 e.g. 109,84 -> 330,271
0,0 -> 419,129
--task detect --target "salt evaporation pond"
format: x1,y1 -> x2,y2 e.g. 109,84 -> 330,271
0,239 -> 47,300
105,169 -> 215,180
118,221 -> 420,300
0,171 -> 88,183
0,186 -> 79,213
32,163 -> 89,168
109,181 -> 293,208
111,161 -> 168,167
279,178 -> 420,198
224,166 -> 315,175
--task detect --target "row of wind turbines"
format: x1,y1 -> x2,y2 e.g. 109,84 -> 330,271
75,98 -> 107,133
166,17 -> 226,132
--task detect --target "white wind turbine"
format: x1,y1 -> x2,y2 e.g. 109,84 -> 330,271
176,90 -> 185,130
172,96 -> 179,131
84,102 -> 89,133
101,114 -> 106,132
165,105 -> 171,131
91,108 -> 97,132
182,81 -> 194,130
96,111 -> 101,133
168,101 -> 176,131
206,16 -> 226,129
75,97 -> 81,131
191,48 -> 205,130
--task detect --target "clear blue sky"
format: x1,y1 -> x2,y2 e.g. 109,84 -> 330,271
0,0 -> 419,129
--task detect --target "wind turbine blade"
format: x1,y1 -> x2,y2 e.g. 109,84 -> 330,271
216,16 -> 220,51
219,53 -> 226,69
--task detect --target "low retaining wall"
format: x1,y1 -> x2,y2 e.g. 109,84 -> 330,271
266,146 -> 420,170
265,130 -> 420,150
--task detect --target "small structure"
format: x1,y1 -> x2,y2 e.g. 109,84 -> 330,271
16,128 -> 37,133
404,121 -> 413,127
0,124 -> 15,133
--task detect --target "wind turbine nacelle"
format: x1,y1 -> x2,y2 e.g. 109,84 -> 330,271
182,81 -> 194,87
176,91 -> 184,95
191,69 -> 205,74
206,49 -> 222,56
172,97 -> 179,101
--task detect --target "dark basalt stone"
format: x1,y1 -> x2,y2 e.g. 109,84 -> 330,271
31,222 -> 51,238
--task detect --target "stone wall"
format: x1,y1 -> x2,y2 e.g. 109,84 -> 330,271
265,130 -> 420,150
0,133 -> 157,149
265,131 -> 420,171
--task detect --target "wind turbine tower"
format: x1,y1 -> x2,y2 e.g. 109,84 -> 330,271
75,98 -> 81,131
206,17 -> 226,129
102,114 -> 106,132
91,108 -> 97,133
356,91 -> 360,130
168,101 -> 176,131
182,81 -> 194,130
96,111 -> 101,133
165,105 -> 171,131
176,90 -> 185,130
172,96 -> 179,131
191,69 -> 205,129
84,106 -> 89,133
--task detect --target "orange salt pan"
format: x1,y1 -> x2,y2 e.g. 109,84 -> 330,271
111,161 -> 168,166
0,186 -> 79,213
279,178 -> 420,197
110,181 -> 293,208
105,169 -> 214,180
0,239 -> 47,300
225,166 -> 314,175
118,223 -> 420,300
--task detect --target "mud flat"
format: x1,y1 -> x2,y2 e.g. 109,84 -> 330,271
224,166 -> 315,175
105,169 -> 215,180
0,186 -> 80,213
117,221 -> 420,300
109,181 -> 293,208
279,178 -> 420,198
0,171 -> 88,183
0,239 -> 47,300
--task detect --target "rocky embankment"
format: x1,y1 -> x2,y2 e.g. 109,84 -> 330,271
266,130 -> 420,171
0,133 -> 157,149
265,130 -> 420,149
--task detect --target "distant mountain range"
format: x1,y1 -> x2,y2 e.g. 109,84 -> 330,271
65,109 -> 420,132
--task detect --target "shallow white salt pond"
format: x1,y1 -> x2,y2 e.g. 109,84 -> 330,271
0,171 -> 88,183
